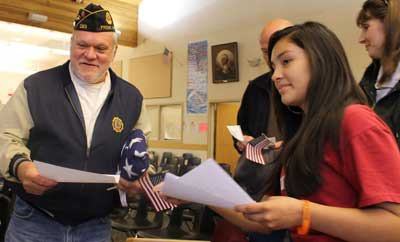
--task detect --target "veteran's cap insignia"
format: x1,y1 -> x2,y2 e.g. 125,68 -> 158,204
105,12 -> 113,25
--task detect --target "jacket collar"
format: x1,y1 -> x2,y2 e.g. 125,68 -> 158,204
60,61 -> 119,134
360,61 -> 400,104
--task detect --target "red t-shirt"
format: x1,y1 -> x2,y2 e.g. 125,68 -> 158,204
281,105 -> 400,242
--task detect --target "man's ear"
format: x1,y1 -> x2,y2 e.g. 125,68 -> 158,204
113,45 -> 118,58
110,45 -> 118,63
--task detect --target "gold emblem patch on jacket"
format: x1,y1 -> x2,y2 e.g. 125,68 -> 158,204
112,117 -> 124,133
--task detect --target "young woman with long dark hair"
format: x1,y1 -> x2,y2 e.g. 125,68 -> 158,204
235,22 -> 400,242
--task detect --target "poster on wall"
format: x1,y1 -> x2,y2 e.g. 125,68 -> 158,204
161,105 -> 182,140
187,40 -> 208,114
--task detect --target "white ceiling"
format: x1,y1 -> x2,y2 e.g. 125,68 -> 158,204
138,0 -> 365,42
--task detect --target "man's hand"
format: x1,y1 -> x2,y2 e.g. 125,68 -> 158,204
236,135 -> 254,152
236,141 -> 246,152
17,161 -> 58,195
117,177 -> 143,196
274,141 -> 283,149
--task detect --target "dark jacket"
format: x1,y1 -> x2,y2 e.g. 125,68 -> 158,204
359,61 -> 400,147
234,72 -> 274,152
7,61 -> 143,225
234,73 -> 287,241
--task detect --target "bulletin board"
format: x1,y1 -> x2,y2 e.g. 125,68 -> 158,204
128,54 -> 172,98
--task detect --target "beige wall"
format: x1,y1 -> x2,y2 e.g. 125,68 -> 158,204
0,58 -> 68,104
0,72 -> 27,103
114,16 -> 371,157
0,8 -> 372,158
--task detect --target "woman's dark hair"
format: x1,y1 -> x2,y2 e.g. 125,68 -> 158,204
357,0 -> 400,83
267,22 -> 367,197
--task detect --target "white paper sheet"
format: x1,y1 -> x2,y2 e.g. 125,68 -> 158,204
161,159 -> 255,208
34,161 -> 120,184
227,125 -> 244,141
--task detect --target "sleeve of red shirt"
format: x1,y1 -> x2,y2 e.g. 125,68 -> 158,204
340,105 -> 400,208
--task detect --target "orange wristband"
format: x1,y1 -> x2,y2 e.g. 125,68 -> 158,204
297,200 -> 311,235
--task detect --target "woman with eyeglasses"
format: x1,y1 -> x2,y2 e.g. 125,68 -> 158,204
357,0 -> 400,147
232,21 -> 400,242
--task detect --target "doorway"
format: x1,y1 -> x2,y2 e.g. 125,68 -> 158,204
212,102 -> 240,173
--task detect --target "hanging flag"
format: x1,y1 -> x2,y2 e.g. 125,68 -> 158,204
163,47 -> 173,64
245,134 -> 272,165
139,172 -> 176,212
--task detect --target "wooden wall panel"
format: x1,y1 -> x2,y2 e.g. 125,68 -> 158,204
0,0 -> 139,47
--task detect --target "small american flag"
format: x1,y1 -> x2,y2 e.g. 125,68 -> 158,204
245,135 -> 272,165
139,172 -> 176,212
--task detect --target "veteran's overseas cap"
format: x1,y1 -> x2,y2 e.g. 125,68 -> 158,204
73,3 -> 115,32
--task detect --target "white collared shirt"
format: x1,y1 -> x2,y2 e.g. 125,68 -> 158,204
69,63 -> 111,148
375,61 -> 400,102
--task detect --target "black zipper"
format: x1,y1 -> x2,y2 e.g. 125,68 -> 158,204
65,88 -> 89,194
90,91 -> 113,150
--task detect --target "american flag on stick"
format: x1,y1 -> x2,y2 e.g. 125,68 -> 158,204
245,134 -> 273,165
139,172 -> 176,212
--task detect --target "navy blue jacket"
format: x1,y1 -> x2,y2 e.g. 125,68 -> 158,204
8,61 -> 143,225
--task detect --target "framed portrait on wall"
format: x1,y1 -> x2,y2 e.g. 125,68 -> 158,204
211,42 -> 239,83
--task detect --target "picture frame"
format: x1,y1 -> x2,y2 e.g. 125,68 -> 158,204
211,42 -> 239,83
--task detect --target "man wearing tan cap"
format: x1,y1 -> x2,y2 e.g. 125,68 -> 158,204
0,3 -> 150,241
